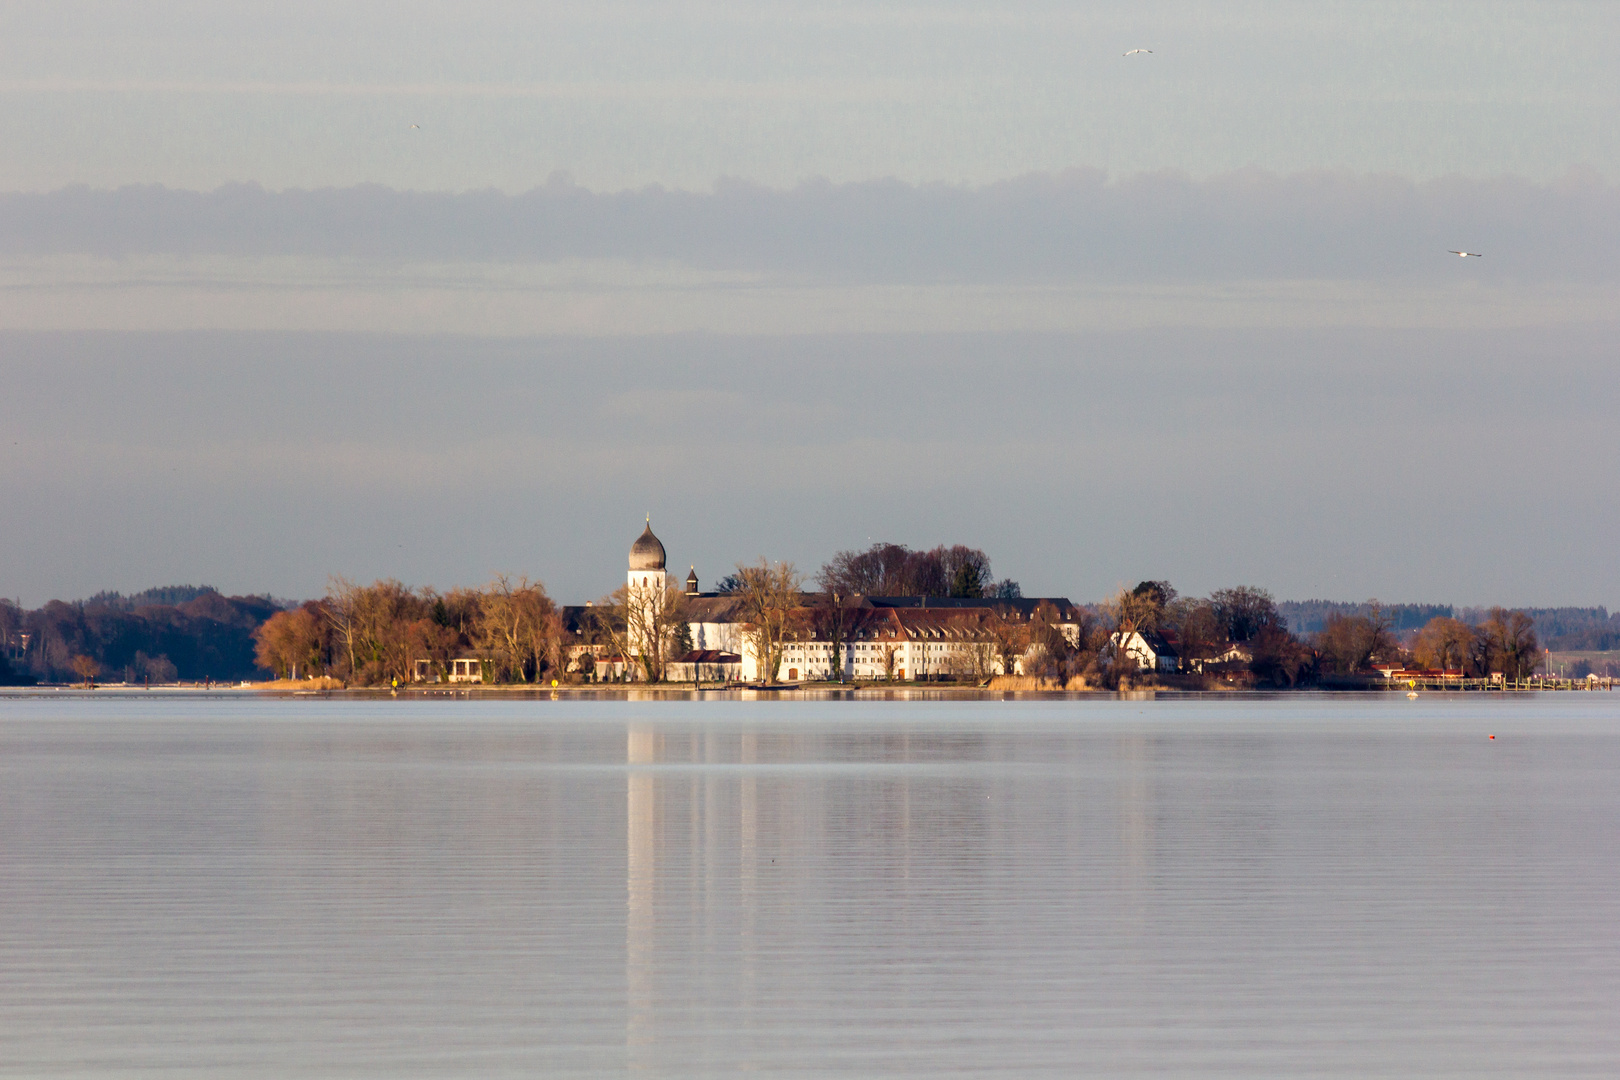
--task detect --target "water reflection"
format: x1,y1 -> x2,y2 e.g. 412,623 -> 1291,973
1118,732 -> 1153,933
626,726 -> 657,1063
1,699 -> 1617,1078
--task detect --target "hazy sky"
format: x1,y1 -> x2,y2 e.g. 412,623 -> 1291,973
2,1 -> 1617,607
2,1 -> 1617,190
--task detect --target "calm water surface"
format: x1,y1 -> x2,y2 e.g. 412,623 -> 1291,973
1,693 -> 1617,1077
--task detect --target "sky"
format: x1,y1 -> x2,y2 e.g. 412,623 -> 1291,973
1,1 -> 1617,608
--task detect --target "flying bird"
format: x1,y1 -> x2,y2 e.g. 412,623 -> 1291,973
410,123 -> 421,129
1449,250 -> 1483,257
1124,49 -> 1152,56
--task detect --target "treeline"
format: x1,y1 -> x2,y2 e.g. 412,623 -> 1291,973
81,584 -> 243,612
253,576 -> 564,686
1091,582 -> 1316,687
1283,600 -> 1617,651
0,590 -> 280,685
0,565 -> 1581,688
1468,606 -> 1618,651
813,542 -> 1021,600
1280,601 -> 1455,635
1050,584 -> 1544,686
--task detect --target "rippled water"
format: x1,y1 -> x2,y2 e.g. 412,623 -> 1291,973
1,693 -> 1617,1077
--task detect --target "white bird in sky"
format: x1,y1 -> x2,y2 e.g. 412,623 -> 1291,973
1124,48 -> 1152,56
1449,250 -> 1483,257
410,123 -> 421,129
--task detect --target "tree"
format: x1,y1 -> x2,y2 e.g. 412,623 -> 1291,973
1314,605 -> 1397,674
133,650 -> 178,684
986,609 -> 1032,678
253,607 -> 323,679
735,559 -> 805,683
352,579 -> 426,685
320,578 -> 438,685
1413,617 -> 1477,673
810,590 -> 859,682
476,575 -> 560,682
1478,608 -> 1538,680
625,578 -> 686,683
1164,598 -> 1225,669
1104,585 -> 1168,675
1132,580 -> 1177,610
819,542 -> 911,596
818,541 -> 997,599
70,654 -> 100,686
940,546 -> 993,598
587,578 -> 686,683
1249,625 -> 1314,686
407,618 -> 460,682
322,576 -> 363,681
989,579 -> 1023,600
943,614 -> 1000,681
1208,586 -> 1284,642
880,639 -> 900,681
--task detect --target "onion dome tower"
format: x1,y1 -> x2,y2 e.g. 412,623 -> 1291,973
628,517 -> 667,596
625,519 -> 669,672
629,517 -> 666,574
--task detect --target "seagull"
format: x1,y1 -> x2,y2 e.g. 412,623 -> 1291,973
410,123 -> 421,129
1449,250 -> 1483,257
1124,48 -> 1152,56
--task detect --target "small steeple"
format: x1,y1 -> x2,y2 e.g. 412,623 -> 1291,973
686,566 -> 699,596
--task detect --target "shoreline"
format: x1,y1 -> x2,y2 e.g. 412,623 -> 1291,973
2,680 -> 1613,700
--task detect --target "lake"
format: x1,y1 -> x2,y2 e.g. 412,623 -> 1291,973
1,692 -> 1616,1077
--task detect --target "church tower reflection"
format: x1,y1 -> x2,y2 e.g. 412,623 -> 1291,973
626,725 -> 657,1060
625,725 -> 770,1063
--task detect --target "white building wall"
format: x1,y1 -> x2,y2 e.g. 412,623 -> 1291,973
625,569 -> 667,661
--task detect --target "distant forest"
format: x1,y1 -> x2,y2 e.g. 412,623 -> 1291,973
0,587 -> 282,685
1279,601 -> 1620,650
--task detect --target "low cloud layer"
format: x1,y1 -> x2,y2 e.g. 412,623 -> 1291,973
4,169 -> 1617,284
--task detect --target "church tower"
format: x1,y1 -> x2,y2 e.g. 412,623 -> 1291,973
625,519 -> 668,668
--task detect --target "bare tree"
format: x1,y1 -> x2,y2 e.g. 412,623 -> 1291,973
323,575 -> 362,680
735,559 -> 804,684
320,578 -> 436,685
587,579 -> 687,682
1479,608 -> 1538,680
253,607 -> 322,679
353,580 -> 424,686
1208,586 -> 1284,642
476,575 -> 560,682
1104,586 -> 1162,655
810,590 -> 858,682
1165,598 -> 1225,670
818,542 -> 998,599
880,639 -> 900,681
986,609 -> 1031,677
1314,604 -> 1397,674
1249,625 -> 1314,686
1413,616 -> 1477,672
70,654 -> 100,687
627,577 -> 686,683
943,615 -> 1000,681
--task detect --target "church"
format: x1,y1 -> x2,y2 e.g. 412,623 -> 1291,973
573,519 -> 1084,684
